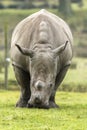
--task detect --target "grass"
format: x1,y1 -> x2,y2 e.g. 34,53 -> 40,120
60,57 -> 87,92
0,90 -> 87,130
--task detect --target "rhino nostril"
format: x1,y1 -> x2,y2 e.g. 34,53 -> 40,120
37,84 -> 42,91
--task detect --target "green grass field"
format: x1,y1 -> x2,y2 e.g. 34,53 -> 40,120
0,90 -> 87,130
60,57 -> 87,92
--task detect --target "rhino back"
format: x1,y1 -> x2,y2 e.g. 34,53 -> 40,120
11,9 -> 73,71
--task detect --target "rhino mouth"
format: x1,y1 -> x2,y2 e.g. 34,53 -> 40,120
27,102 -> 49,109
27,104 -> 49,109
27,95 -> 49,109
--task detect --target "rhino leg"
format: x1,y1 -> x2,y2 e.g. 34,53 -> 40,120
13,66 -> 31,107
49,64 -> 70,108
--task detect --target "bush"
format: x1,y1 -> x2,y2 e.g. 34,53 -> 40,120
7,4 -> 19,9
20,3 -> 36,9
0,3 -> 5,9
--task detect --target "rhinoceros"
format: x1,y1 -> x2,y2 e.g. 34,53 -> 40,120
11,9 -> 73,109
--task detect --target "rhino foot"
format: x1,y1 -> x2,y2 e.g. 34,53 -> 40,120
49,101 -> 59,108
16,99 -> 28,108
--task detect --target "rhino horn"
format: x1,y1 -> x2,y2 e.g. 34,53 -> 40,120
15,44 -> 34,58
53,41 -> 68,56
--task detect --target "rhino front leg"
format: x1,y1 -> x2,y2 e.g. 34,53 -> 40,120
49,63 -> 70,108
13,66 -> 31,107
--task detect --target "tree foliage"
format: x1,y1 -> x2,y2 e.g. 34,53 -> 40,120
59,0 -> 72,17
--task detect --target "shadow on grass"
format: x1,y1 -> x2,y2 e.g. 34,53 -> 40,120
1,103 -> 86,111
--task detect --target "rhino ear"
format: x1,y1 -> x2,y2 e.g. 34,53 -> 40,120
53,41 -> 68,56
15,44 -> 34,58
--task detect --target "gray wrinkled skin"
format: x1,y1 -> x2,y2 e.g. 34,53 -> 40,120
11,9 -> 73,109
28,48 -> 57,108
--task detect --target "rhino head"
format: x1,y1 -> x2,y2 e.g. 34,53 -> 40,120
16,41 -> 68,109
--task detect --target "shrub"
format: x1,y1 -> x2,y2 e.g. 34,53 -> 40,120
20,3 -> 36,9
0,3 -> 5,9
7,4 -> 19,9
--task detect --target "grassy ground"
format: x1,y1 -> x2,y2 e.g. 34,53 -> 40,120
0,90 -> 87,130
60,57 -> 87,92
